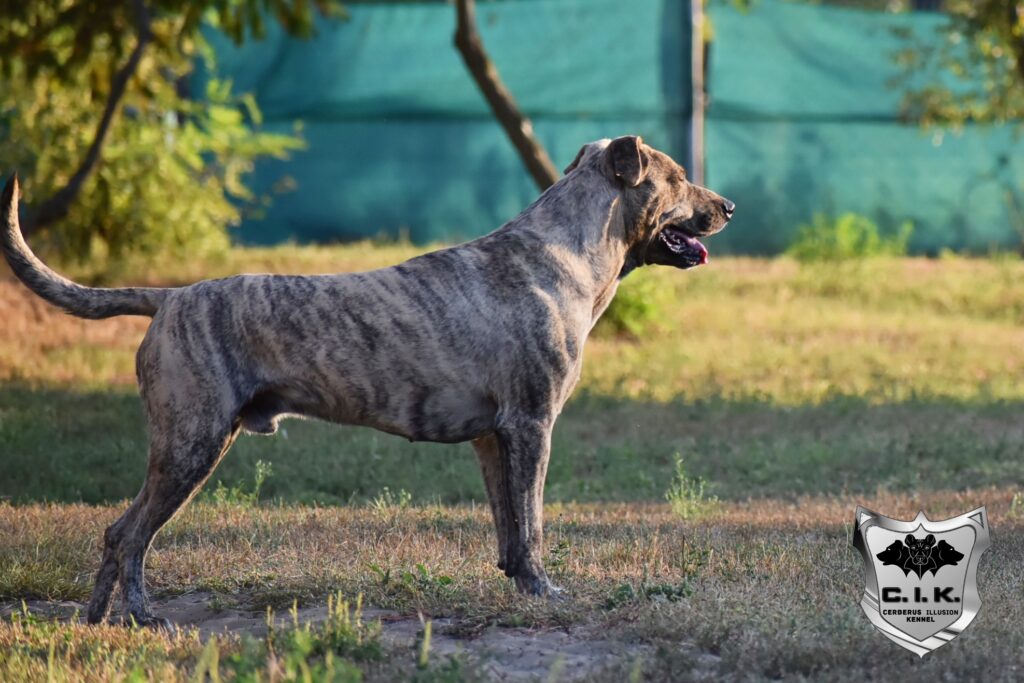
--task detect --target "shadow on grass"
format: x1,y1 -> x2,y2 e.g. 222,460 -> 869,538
1,385 -> 1022,505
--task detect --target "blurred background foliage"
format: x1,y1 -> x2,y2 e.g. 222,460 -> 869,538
0,0 -> 344,267
732,1 -> 1024,130
0,71 -> 302,264
896,1 -> 1024,129
1,1 -> 1023,266
786,213 -> 913,262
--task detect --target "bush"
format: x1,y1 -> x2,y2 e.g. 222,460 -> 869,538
0,2 -> 309,268
595,270 -> 669,338
786,213 -> 913,262
1,73 -> 302,267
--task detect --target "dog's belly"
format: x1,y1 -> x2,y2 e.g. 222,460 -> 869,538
240,378 -> 497,444
356,389 -> 497,444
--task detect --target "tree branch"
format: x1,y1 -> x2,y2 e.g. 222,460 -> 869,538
454,0 -> 559,192
1009,2 -> 1024,83
24,0 -> 153,235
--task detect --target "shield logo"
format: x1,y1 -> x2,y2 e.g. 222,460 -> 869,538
852,506 -> 990,657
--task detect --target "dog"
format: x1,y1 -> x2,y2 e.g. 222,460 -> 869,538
2,136 -> 732,628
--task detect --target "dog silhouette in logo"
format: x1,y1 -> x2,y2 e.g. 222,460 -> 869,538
876,534 -> 965,579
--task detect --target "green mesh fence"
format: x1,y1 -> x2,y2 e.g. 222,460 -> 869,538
199,0 -> 691,245
204,0 -> 1024,252
706,0 -> 1024,254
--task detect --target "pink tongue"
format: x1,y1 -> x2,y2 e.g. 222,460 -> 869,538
685,235 -> 709,264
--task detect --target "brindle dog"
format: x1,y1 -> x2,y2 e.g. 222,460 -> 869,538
1,136 -> 733,628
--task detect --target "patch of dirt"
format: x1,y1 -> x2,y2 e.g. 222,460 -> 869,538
1,593 -> 657,681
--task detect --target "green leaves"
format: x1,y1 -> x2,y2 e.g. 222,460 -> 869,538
0,1 -> 347,79
786,213 -> 913,262
595,270 -> 672,339
897,0 -> 1024,130
0,0 -> 341,266
2,70 -> 303,263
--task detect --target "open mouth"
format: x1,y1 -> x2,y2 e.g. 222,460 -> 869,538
657,225 -> 708,269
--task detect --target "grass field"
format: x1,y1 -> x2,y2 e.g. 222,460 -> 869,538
1,247 -> 1023,680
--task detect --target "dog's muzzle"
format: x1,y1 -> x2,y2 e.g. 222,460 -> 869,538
658,225 -> 708,268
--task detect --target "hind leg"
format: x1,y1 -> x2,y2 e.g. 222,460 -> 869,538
86,534 -> 121,623
87,411 -> 239,627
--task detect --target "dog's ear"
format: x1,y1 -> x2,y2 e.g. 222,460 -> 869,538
564,145 -> 587,175
924,534 -> 936,546
604,135 -> 648,187
905,534 -> 915,545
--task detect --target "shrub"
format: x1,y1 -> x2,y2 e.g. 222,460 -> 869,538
1,72 -> 303,267
596,270 -> 669,338
0,2 -> 315,268
786,213 -> 913,262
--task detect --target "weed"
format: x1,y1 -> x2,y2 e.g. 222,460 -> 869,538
604,579 -> 693,609
270,594 -> 382,665
418,619 -> 432,669
1,593 -> 380,682
545,539 -> 572,572
1010,491 -> 1024,520
403,564 -> 454,594
203,460 -> 272,507
605,582 -> 636,608
410,618 -> 484,683
665,457 -> 718,520
411,654 -> 477,683
368,563 -> 393,588
206,594 -> 230,614
371,486 -> 413,511
367,562 -> 454,599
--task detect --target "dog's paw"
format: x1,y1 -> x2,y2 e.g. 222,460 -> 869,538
544,583 -> 569,602
145,616 -> 176,632
513,573 -> 567,600
119,614 -> 176,632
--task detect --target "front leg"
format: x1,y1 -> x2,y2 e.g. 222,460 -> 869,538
496,416 -> 560,596
472,434 -> 509,571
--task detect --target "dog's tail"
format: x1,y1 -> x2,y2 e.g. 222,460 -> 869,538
2,174 -> 171,319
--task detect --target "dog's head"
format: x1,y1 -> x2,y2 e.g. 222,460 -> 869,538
904,534 -> 936,566
876,539 -> 909,567
564,136 -> 734,270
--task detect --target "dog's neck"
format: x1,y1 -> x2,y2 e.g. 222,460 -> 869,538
513,171 -> 645,321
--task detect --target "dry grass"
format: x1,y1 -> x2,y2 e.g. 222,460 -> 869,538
1,491 -> 1022,681
0,277 -> 144,387
2,247 -> 1024,679
2,490 -> 1013,609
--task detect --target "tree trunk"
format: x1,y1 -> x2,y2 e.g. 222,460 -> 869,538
453,0 -> 559,192
24,0 -> 153,235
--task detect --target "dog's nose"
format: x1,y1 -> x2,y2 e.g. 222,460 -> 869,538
722,199 -> 736,217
